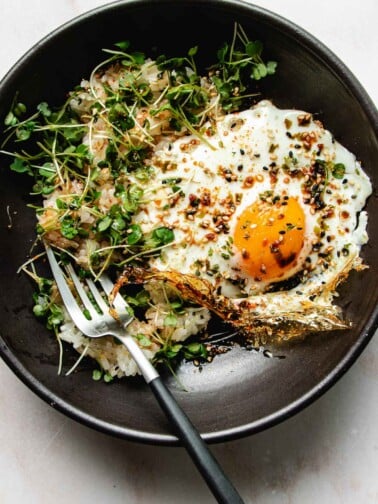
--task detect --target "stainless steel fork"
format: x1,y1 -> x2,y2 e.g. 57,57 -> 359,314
45,245 -> 244,504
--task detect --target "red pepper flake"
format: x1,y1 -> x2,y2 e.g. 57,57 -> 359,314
324,208 -> 335,218
243,176 -> 254,188
205,232 -> 216,241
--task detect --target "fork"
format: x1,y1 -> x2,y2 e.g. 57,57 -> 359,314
45,246 -> 244,504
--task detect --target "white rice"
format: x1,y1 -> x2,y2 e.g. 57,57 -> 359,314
43,58 -> 215,377
58,283 -> 211,378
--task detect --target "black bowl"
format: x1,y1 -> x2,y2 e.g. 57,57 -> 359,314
0,0 -> 377,445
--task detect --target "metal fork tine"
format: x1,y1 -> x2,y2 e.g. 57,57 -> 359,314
97,274 -> 113,296
45,247 -> 87,327
66,263 -> 97,318
85,278 -> 109,313
97,274 -> 127,311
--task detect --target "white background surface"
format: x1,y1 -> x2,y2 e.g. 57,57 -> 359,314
0,1 -> 377,503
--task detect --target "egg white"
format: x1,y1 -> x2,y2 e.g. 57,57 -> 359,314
130,100 -> 371,316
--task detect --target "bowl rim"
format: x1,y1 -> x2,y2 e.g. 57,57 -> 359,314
0,0 -> 377,445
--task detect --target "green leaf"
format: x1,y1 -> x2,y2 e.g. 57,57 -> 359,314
56,198 -> 67,210
166,344 -> 182,358
97,215 -> 112,233
266,61 -> 277,75
170,298 -> 184,312
252,63 -> 268,80
62,121 -> 84,142
16,127 -> 32,141
164,313 -> 177,327
39,162 -> 56,178
46,303 -> 64,329
14,102 -> 27,116
125,146 -> 148,169
75,143 -> 90,157
60,216 -> 79,239
121,184 -> 143,214
131,51 -> 145,65
127,224 -> 143,245
4,111 -> 18,126
152,227 -> 174,245
332,163 -> 346,179
37,102 -> 51,117
135,333 -> 151,347
92,369 -> 103,381
217,43 -> 228,63
111,214 -> 126,232
114,40 -> 130,51
10,157 -> 31,174
33,304 -> 46,317
126,289 -> 150,307
103,373 -> 114,383
188,46 -> 198,57
245,40 -> 263,57
183,342 -> 208,360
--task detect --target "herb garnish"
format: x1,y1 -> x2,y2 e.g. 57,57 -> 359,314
1,24 -> 276,377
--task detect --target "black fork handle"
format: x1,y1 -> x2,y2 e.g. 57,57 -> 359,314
149,377 -> 245,504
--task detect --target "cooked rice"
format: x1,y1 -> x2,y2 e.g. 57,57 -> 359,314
58,282 -> 211,377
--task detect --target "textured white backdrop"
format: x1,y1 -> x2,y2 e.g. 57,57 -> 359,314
0,1 -> 377,503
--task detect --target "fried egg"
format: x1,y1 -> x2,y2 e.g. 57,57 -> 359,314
129,100 -> 372,337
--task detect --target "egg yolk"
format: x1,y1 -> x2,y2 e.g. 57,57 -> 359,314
233,197 -> 305,282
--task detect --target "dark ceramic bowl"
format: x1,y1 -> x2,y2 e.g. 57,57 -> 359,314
0,0 -> 377,445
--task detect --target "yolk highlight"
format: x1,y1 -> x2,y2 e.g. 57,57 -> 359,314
233,197 -> 305,281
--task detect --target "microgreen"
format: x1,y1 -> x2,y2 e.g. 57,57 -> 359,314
144,227 -> 175,250
2,25 -> 277,377
209,23 -> 277,111
126,289 -> 150,307
153,340 -> 208,367
32,276 -> 64,331
332,162 -> 346,179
